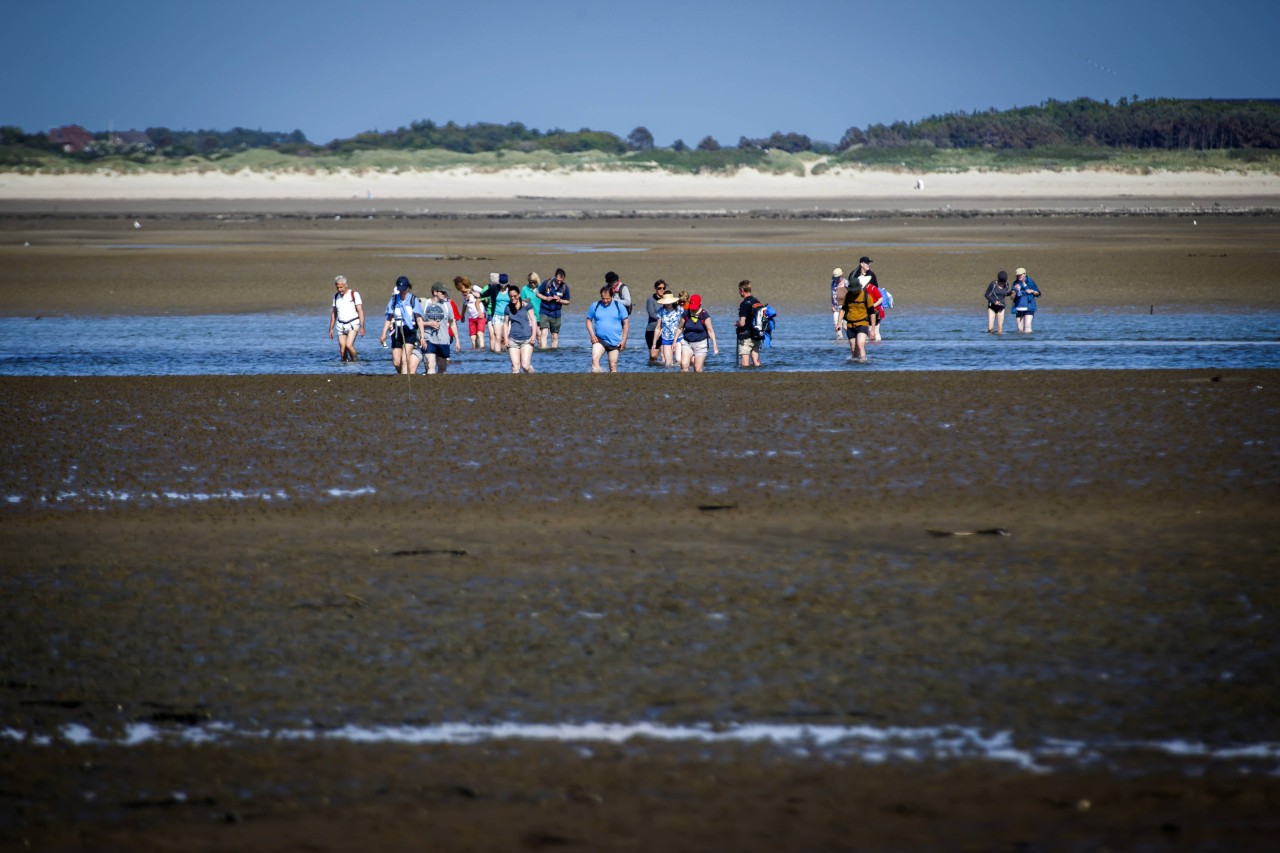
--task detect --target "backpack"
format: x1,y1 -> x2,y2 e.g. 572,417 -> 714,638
881,289 -> 894,310
843,288 -> 873,324
615,283 -> 633,315
749,302 -> 774,340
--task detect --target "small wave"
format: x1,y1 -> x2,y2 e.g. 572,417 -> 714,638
6,721 -> 1279,775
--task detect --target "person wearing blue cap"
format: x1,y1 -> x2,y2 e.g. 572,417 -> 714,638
379,276 -> 426,374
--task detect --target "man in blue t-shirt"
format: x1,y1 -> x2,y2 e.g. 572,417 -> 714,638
585,284 -> 630,373
536,267 -> 571,349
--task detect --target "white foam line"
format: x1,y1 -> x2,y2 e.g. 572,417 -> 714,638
5,722 -> 1279,774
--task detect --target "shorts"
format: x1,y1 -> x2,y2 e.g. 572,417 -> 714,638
659,336 -> 676,347
737,337 -> 760,356
334,318 -> 360,335
597,342 -> 621,353
423,342 -> 451,359
681,338 -> 708,358
849,324 -> 870,338
508,336 -> 533,349
988,304 -> 1005,313
391,329 -> 419,349
1016,308 -> 1033,315
468,316 -> 487,335
488,314 -> 507,325
538,314 -> 562,333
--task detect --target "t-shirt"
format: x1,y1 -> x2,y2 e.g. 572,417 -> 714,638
385,293 -> 422,328
681,309 -> 710,343
588,299 -> 628,346
493,288 -> 511,320
645,295 -> 662,331
657,306 -> 682,341
842,287 -> 873,327
737,295 -> 759,340
333,290 -> 362,323
421,298 -> 452,345
507,300 -> 536,341
521,285 -> 541,320
865,284 -> 884,319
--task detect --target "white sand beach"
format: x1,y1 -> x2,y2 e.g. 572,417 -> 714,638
2,165 -> 1279,202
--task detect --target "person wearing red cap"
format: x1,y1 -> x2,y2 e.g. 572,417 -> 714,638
678,292 -> 719,372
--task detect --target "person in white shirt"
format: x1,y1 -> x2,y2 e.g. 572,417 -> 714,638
328,275 -> 365,362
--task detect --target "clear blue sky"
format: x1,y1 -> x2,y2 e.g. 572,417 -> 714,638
6,0 -> 1277,146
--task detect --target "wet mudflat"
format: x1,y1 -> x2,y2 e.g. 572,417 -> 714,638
3,213 -> 1279,318
3,370 -> 1279,849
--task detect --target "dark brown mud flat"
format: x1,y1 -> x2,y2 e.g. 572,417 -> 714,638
2,370 -> 1279,849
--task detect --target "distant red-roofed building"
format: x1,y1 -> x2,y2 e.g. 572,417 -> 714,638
48,125 -> 94,153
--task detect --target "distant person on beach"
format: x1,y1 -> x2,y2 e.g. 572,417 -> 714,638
604,271 -> 632,315
586,284 -> 630,373
985,270 -> 1012,334
1011,267 -> 1041,333
644,279 -> 670,363
651,291 -> 682,366
536,267 -> 571,348
457,276 -> 486,349
505,285 -> 537,374
678,293 -> 719,372
829,267 -> 847,339
420,283 -> 457,374
736,280 -> 764,368
379,276 -> 426,374
839,275 -> 876,363
329,275 -> 365,362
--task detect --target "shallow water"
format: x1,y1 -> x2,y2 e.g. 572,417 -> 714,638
2,309 -> 1278,375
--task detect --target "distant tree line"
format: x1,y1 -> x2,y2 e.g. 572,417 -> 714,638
146,127 -> 310,156
327,120 -> 628,155
836,97 -> 1280,152
6,99 -> 1278,168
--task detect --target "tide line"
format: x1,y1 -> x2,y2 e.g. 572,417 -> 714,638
5,721 -> 1280,775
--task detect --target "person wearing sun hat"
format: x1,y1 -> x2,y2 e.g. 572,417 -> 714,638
829,267 -> 848,339
650,289 -> 683,367
1011,267 -> 1042,333
678,293 -> 719,373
